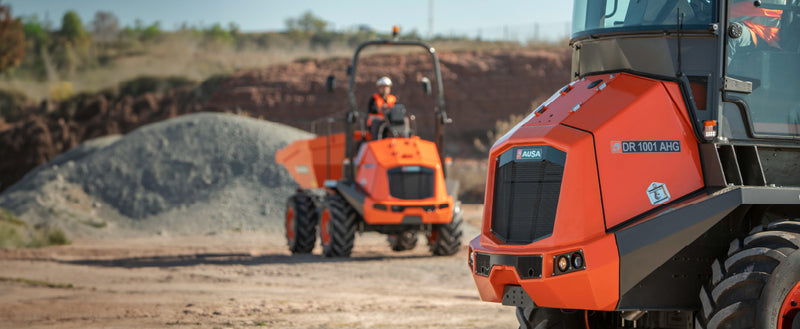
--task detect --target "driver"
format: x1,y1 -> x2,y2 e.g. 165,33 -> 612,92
728,0 -> 784,61
366,76 -> 396,139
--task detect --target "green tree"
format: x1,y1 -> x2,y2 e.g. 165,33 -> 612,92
140,21 -> 161,41
22,16 -> 48,47
59,11 -> 89,47
285,11 -> 329,37
21,16 -> 50,78
203,23 -> 232,43
0,1 -> 25,73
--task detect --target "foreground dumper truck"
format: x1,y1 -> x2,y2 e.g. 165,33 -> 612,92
468,1 -> 800,328
276,28 -> 462,258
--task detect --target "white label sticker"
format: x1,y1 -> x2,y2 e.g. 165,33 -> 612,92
647,182 -> 671,205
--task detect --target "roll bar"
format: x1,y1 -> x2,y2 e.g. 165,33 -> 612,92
342,39 -> 450,181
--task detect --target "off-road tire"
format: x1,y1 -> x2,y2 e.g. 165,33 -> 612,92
321,193 -> 357,257
428,208 -> 463,256
388,231 -> 418,251
285,192 -> 317,254
696,219 -> 800,329
516,307 -> 585,329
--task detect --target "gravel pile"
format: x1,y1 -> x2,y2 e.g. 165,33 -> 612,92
0,113 -> 312,238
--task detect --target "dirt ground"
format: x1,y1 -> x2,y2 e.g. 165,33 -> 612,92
0,205 -> 517,329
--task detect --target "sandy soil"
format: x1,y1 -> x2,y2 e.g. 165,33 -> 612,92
0,205 -> 516,329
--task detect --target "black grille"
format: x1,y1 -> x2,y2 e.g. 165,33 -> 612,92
387,166 -> 434,200
473,252 -> 542,279
491,146 -> 566,244
516,256 -> 543,279
475,253 -> 492,276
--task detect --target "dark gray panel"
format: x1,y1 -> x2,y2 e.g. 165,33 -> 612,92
616,186 -> 800,297
577,37 -> 716,79
615,188 -> 740,295
757,147 -> 800,187
699,143 -> 726,187
502,285 -> 536,308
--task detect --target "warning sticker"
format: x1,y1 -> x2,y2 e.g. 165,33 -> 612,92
647,182 -> 671,205
610,140 -> 681,154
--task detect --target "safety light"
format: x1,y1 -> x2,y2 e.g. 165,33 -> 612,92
703,120 -> 717,140
557,256 -> 569,272
553,250 -> 585,276
392,25 -> 400,39
571,252 -> 584,268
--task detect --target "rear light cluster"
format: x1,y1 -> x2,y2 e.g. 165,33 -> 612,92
372,203 -> 448,212
552,250 -> 586,276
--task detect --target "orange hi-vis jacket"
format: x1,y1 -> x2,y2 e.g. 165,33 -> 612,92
731,1 -> 783,47
367,93 -> 397,127
373,93 -> 396,111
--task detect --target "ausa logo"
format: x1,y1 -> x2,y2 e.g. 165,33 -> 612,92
516,148 -> 543,160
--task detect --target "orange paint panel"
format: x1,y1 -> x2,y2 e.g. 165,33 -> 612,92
563,73 -> 704,228
355,137 -> 453,225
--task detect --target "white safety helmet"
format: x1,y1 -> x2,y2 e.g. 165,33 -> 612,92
376,76 -> 392,87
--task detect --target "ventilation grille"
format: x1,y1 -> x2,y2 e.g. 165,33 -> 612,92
491,146 -> 566,244
387,166 -> 434,200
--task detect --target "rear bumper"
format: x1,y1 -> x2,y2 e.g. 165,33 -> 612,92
363,197 -> 453,225
469,234 -> 620,311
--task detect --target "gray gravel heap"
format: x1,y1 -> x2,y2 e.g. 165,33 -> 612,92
0,113 -> 312,237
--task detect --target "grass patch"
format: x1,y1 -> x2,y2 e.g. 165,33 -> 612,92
27,226 -> 70,248
0,277 -> 74,289
0,221 -> 25,249
0,208 -> 27,226
0,208 -> 71,249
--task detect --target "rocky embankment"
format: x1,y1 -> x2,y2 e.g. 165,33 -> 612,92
0,48 -> 571,192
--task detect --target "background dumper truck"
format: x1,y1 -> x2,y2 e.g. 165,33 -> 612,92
276,28 -> 463,257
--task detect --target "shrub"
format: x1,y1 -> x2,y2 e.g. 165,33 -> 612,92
26,225 -> 70,248
49,81 -> 74,101
0,208 -> 26,249
191,73 -> 229,101
118,75 -> 196,98
473,113 -> 525,154
0,88 -> 29,121
0,221 -> 23,249
0,208 -> 70,249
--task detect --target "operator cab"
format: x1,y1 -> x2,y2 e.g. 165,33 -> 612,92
571,0 -> 800,143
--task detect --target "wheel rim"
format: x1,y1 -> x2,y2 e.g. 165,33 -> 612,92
779,280 -> 800,329
320,208 -> 331,245
285,206 -> 295,242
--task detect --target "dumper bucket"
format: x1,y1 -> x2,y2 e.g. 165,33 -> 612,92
275,132 -> 366,189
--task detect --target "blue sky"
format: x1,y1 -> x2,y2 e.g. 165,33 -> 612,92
5,0 -> 574,41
